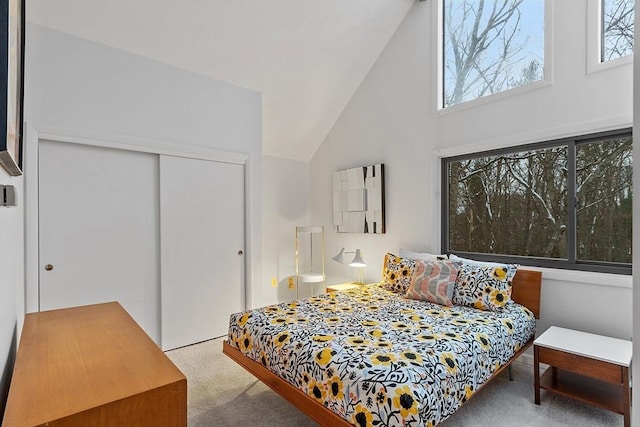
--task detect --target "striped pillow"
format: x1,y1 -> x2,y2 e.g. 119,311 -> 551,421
405,259 -> 460,306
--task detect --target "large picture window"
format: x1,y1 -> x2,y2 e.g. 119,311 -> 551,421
601,0 -> 634,62
442,0 -> 544,108
442,130 -> 632,274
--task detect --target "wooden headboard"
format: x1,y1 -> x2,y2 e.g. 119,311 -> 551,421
511,269 -> 542,318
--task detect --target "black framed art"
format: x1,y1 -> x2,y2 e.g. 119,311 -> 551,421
332,163 -> 385,234
0,0 -> 24,176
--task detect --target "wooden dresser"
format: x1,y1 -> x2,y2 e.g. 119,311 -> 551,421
3,302 -> 187,426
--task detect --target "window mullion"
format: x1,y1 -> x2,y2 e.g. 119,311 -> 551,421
600,0 -> 605,62
441,158 -> 450,253
567,141 -> 577,264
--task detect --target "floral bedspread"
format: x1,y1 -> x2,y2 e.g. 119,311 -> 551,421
227,284 -> 535,427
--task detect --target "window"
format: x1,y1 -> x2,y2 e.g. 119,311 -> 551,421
442,130 -> 632,274
602,0 -> 634,62
442,0 -> 545,108
576,136 -> 632,264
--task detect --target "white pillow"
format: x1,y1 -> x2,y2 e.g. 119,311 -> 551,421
399,248 -> 448,261
449,253 -> 505,268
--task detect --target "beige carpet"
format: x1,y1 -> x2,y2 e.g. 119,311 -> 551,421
166,337 -> 623,427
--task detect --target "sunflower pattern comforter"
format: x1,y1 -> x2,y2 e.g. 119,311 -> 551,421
227,284 -> 535,427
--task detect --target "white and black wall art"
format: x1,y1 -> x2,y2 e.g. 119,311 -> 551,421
333,163 -> 385,234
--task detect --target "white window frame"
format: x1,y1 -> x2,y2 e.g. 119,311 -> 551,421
587,0 -> 633,74
435,0 -> 554,113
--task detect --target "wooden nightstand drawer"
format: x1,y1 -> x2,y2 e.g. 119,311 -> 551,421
538,346 -> 623,384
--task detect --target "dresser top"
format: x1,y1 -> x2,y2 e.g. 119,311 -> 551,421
3,302 -> 186,426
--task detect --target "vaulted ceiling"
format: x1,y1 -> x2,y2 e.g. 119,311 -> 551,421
27,0 -> 414,161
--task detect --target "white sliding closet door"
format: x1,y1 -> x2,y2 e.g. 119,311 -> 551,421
39,140 -> 160,343
160,155 -> 245,350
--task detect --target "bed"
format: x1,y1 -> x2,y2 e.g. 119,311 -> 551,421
224,265 -> 541,427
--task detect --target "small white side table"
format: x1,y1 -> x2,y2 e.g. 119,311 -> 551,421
534,326 -> 632,427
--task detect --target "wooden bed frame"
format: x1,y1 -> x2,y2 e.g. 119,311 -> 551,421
223,269 -> 542,427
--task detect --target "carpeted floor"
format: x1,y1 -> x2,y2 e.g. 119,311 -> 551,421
166,337 -> 623,427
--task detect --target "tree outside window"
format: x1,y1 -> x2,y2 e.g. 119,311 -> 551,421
447,146 -> 568,258
576,136 -> 632,263
442,0 -> 544,108
602,0 -> 634,62
444,131 -> 632,274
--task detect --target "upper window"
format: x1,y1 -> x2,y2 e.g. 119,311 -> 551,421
442,0 -> 545,108
442,130 -> 632,274
601,0 -> 634,62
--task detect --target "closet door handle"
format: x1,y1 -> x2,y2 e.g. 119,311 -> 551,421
237,250 -> 244,256
44,264 -> 54,271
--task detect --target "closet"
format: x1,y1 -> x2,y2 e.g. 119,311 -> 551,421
38,139 -> 245,350
159,155 -> 244,350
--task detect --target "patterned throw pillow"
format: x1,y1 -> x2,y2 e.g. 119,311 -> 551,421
381,253 -> 416,294
452,263 -> 518,311
405,259 -> 459,306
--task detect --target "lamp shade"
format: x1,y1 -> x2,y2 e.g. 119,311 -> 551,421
348,249 -> 366,268
332,247 -> 346,264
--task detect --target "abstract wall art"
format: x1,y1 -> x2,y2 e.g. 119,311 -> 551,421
333,163 -> 385,234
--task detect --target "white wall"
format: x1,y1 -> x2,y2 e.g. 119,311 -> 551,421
24,23 -> 263,311
311,1 -> 632,340
261,155 -> 311,305
0,171 -> 24,419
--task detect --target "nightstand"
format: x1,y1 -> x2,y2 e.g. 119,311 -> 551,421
325,282 -> 366,293
534,326 -> 632,427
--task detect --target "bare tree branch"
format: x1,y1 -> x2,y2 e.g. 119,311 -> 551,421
444,0 -> 540,106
